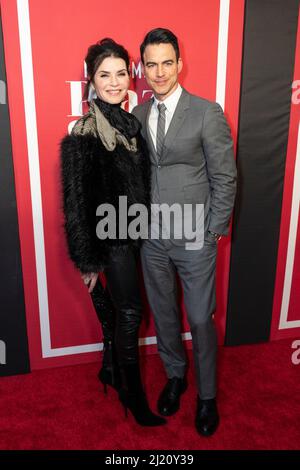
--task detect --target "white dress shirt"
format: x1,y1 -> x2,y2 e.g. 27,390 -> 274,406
148,84 -> 185,237
148,84 -> 182,150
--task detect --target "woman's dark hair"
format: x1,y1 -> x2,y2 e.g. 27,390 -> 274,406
84,38 -> 130,100
140,28 -> 180,64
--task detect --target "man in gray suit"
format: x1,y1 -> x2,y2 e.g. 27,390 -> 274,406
132,28 -> 236,436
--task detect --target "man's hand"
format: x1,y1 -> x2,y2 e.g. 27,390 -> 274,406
80,272 -> 98,293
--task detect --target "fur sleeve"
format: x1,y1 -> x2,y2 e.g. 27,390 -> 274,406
60,133 -> 102,273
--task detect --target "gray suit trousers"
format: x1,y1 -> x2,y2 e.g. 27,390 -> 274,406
141,235 -> 218,400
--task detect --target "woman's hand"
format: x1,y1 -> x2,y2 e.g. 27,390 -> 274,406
80,272 -> 98,293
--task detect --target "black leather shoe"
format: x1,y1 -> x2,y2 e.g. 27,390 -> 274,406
195,396 -> 219,437
157,377 -> 187,416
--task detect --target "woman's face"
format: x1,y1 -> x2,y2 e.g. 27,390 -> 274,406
93,56 -> 130,104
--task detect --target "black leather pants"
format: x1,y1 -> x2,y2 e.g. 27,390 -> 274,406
104,247 -> 143,366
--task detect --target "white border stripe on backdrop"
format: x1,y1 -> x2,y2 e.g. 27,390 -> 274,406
216,0 -> 230,109
279,122 -> 300,329
17,0 -> 229,358
17,0 -> 53,357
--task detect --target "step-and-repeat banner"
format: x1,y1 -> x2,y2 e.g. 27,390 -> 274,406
0,0 -> 299,374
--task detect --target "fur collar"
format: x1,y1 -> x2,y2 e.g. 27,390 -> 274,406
72,101 -> 138,153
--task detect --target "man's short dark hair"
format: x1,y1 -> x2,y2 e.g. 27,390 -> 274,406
140,28 -> 180,64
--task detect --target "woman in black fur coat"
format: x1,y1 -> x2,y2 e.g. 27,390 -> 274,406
60,38 -> 165,427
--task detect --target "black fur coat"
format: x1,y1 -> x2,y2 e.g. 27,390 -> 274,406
60,124 -> 151,274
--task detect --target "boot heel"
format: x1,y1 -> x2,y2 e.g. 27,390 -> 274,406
119,390 -> 128,417
119,364 -> 167,427
98,366 -> 121,393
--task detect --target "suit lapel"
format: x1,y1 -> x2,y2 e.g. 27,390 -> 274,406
161,88 -> 190,161
141,89 -> 190,163
145,100 -> 156,160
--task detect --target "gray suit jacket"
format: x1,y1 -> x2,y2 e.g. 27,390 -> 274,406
132,88 -> 237,241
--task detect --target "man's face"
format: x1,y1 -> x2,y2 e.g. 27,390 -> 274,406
142,43 -> 183,101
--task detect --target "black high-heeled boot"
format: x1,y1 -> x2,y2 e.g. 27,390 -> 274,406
119,363 -> 166,426
90,278 -> 121,392
98,339 -> 121,393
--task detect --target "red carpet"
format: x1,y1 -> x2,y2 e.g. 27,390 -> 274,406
0,338 -> 299,450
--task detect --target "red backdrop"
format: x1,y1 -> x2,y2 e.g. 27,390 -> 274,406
1,0 -> 244,369
271,11 -> 300,341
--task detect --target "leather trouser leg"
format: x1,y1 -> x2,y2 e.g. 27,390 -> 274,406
105,247 -> 165,426
104,247 -> 143,365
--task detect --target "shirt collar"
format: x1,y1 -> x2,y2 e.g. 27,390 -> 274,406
153,84 -> 182,113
